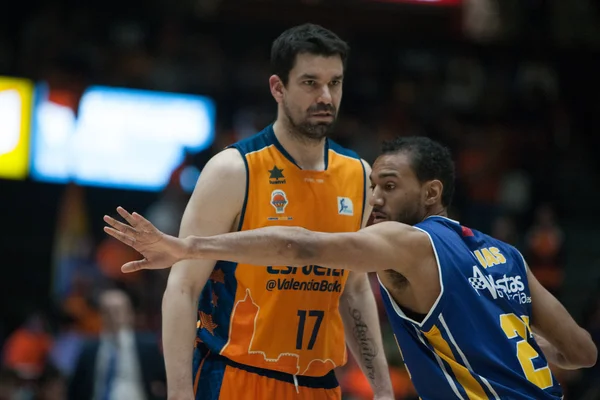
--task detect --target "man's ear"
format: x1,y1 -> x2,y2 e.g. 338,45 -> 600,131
269,75 -> 284,103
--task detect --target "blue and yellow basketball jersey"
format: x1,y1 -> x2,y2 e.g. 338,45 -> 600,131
378,216 -> 563,400
195,124 -> 366,377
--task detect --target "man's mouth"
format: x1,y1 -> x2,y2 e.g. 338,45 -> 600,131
371,211 -> 388,223
312,112 -> 333,118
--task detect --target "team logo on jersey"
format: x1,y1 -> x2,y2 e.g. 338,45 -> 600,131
468,265 -> 531,304
271,190 -> 288,214
268,165 -> 286,184
337,197 -> 354,216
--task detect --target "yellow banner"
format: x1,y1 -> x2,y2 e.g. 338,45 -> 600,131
0,77 -> 33,180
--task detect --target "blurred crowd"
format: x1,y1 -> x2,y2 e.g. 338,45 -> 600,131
2,1 -> 600,399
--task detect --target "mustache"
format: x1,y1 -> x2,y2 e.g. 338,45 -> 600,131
372,208 -> 387,217
308,104 -> 336,114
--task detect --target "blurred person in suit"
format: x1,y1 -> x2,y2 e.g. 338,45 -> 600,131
68,289 -> 166,400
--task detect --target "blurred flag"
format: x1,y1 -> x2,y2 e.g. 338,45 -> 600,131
51,184 -> 93,300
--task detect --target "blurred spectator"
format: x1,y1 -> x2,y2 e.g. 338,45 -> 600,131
61,277 -> 102,336
0,368 -> 19,400
463,0 -> 503,42
34,365 -> 66,400
442,55 -> 485,114
68,289 -> 166,400
524,203 -> 565,296
96,237 -> 145,284
490,214 -> 520,247
2,312 -> 53,380
455,127 -> 505,233
516,60 -> 559,112
47,313 -> 86,378
498,169 -> 532,219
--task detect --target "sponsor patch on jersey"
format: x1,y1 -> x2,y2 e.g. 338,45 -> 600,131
469,265 -> 531,304
271,189 -> 288,214
268,165 -> 286,184
337,197 -> 354,216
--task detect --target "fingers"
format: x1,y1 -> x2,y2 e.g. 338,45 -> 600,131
131,210 -> 148,222
104,226 -> 136,247
103,215 -> 136,236
122,259 -> 150,273
117,207 -> 156,233
117,206 -> 138,227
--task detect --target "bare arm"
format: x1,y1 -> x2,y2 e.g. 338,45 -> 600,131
186,221 -> 425,274
339,160 -> 393,398
340,272 -> 394,398
105,166 -> 426,276
162,149 -> 246,399
528,265 -> 597,369
105,209 -> 426,276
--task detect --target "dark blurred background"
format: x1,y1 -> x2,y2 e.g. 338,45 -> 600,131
1,0 -> 600,399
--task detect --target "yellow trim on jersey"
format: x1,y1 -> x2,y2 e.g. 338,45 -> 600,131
394,334 -> 415,382
423,325 -> 488,400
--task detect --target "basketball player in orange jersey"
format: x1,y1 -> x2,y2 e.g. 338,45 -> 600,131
147,24 -> 394,400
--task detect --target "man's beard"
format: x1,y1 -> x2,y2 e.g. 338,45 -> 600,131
282,101 -> 337,142
395,205 -> 425,226
372,202 -> 424,227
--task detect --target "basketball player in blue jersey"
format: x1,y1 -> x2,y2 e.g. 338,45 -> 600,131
105,136 -> 597,399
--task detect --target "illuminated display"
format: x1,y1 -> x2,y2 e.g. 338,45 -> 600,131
30,84 -> 216,191
0,77 -> 33,180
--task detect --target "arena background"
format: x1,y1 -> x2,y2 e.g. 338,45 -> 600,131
1,0 -> 599,398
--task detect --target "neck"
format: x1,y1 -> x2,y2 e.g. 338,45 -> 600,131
424,206 -> 448,220
273,119 -> 326,170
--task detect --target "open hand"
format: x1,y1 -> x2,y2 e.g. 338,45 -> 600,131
103,207 -> 188,273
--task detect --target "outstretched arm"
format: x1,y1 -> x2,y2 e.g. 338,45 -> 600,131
192,222 -> 425,274
104,208 -> 427,275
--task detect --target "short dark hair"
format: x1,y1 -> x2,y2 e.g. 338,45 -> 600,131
271,23 -> 350,86
381,136 -> 455,207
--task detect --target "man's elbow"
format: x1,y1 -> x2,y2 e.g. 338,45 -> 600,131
575,342 -> 598,368
162,276 -> 201,309
566,332 -> 598,369
583,347 -> 598,368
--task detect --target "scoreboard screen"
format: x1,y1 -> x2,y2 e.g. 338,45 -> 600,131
30,84 -> 216,191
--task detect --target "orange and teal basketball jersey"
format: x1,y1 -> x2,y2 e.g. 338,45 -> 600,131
195,124 -> 366,377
